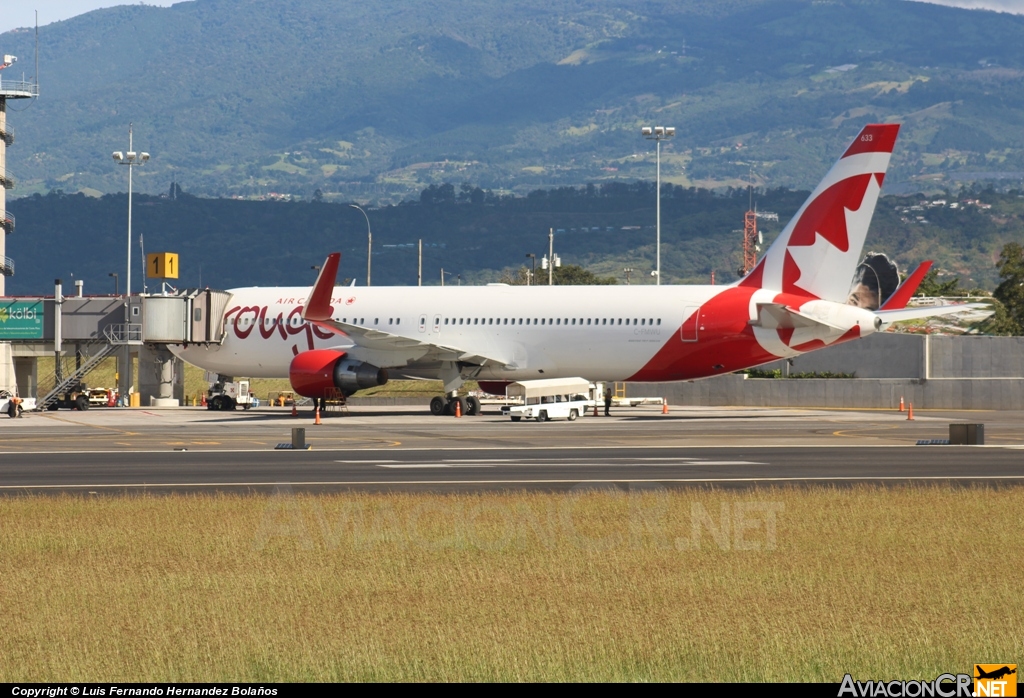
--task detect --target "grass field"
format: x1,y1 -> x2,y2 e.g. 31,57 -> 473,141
2,486 -> 1020,681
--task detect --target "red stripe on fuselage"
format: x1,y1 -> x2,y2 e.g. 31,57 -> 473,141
628,286 -> 776,381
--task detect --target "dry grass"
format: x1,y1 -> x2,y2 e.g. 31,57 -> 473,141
1,486 -> 1021,681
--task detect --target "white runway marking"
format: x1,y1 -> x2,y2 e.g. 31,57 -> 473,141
372,464 -> 495,469
672,461 -> 766,466
336,459 -> 401,463
353,459 -> 766,467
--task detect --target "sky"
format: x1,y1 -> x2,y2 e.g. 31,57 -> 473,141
1,0 -> 1023,35
2,1 -> 177,35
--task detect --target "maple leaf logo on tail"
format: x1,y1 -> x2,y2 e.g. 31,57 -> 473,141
744,124 -> 900,301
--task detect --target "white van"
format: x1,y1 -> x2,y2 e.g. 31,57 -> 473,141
501,378 -> 593,422
0,390 -> 36,418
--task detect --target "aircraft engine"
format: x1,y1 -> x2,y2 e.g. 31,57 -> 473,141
288,349 -> 388,398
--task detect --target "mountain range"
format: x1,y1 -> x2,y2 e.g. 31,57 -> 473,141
2,0 -> 1024,202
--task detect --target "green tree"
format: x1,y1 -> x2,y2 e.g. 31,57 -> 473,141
498,267 -> 531,285
916,269 -> 967,297
553,265 -> 617,285
991,242 -> 1024,335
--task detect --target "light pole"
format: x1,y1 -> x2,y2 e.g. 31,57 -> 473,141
112,124 -> 150,305
441,268 -> 451,286
525,253 -> 536,285
109,272 -> 119,296
112,124 -> 149,407
641,125 -> 675,285
623,267 -> 634,285
350,204 -> 371,286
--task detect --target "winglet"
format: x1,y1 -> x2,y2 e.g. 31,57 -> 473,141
303,253 -> 340,321
879,260 -> 933,311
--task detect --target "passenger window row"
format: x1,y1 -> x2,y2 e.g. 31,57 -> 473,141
441,317 -> 661,327
233,315 -> 662,330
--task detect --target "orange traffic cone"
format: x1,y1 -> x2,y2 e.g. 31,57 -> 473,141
907,403 -> 914,421
314,407 -> 322,425
200,394 -> 207,407
899,396 -> 905,412
662,399 -> 669,415
291,403 -> 298,418
455,399 -> 462,418
593,402 -> 598,417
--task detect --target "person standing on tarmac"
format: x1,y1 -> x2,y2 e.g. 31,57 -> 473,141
604,384 -> 613,416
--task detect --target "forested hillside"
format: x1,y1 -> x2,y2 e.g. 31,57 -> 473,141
2,0 -> 1024,201
8,182 -> 1022,295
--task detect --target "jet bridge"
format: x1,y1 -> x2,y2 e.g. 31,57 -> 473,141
3,287 -> 232,408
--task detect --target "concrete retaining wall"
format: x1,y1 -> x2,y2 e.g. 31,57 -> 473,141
627,374 -> 1024,410
759,334 -> 1024,379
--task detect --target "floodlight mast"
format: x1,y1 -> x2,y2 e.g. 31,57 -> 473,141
112,125 -> 149,309
350,204 -> 372,286
641,125 -> 675,285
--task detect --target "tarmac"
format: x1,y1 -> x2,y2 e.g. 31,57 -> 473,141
1,404 -> 1021,494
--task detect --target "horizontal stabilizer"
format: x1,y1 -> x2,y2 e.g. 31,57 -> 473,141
875,302 -> 989,324
752,303 -> 844,331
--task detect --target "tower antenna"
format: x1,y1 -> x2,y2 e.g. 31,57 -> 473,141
738,165 -> 777,277
35,11 -> 39,94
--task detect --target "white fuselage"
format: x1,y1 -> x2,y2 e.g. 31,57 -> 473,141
169,282 -> 868,385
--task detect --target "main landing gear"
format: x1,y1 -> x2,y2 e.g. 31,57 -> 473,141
429,394 -> 481,416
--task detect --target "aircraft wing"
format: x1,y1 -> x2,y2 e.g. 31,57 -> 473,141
302,253 -> 511,367
311,318 -> 507,366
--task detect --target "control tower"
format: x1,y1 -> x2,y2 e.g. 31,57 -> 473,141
1,54 -> 40,394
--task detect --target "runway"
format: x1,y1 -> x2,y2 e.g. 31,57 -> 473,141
1,405 -> 1022,493
1,445 -> 1023,494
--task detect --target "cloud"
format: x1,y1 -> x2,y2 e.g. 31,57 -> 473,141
905,0 -> 1024,14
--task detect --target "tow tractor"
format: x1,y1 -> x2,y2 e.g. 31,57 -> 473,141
206,377 -> 256,411
41,382 -> 93,411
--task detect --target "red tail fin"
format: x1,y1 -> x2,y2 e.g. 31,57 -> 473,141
754,124 -> 900,300
879,261 -> 933,311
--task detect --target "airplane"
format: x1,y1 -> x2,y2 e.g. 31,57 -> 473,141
170,123 -> 982,415
975,666 -> 1016,681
